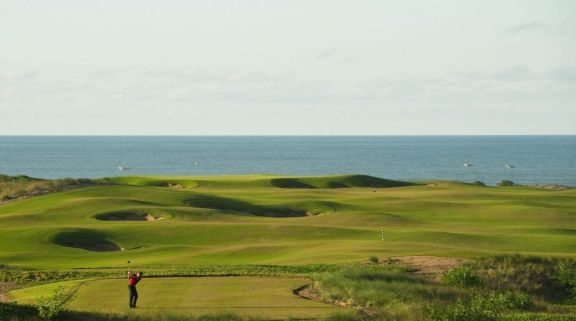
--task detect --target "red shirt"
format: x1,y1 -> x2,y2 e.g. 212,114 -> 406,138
129,275 -> 140,286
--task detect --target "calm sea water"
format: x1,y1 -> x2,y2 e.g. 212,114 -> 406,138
0,136 -> 574,186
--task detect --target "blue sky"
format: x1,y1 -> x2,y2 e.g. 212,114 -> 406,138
0,0 -> 575,135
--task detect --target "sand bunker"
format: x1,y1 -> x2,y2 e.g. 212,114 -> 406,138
95,210 -> 164,221
0,293 -> 13,303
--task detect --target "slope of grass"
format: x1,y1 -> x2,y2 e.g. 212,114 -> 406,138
1,171 -> 575,321
0,174 -> 574,270
269,175 -> 416,189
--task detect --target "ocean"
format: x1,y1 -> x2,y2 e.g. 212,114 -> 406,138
0,136 -> 574,186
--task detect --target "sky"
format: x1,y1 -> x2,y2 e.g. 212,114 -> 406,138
0,0 -> 575,135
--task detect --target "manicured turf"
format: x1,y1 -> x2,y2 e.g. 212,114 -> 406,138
10,277 -> 341,319
0,174 -> 575,270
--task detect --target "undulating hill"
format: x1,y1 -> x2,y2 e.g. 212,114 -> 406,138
0,174 -> 574,270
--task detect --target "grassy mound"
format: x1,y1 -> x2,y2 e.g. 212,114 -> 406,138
103,174 -> 415,190
270,175 -> 415,189
51,230 -> 122,252
116,177 -> 200,188
0,174 -> 574,268
184,194 -> 317,217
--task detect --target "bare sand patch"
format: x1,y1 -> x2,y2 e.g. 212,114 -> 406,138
146,213 -> 164,221
388,256 -> 468,277
0,293 -> 13,303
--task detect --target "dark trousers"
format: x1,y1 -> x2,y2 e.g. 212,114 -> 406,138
128,285 -> 138,308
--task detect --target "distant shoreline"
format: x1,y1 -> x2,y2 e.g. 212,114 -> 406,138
1,134 -> 575,137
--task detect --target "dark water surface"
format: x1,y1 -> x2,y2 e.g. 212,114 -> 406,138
0,136 -> 574,186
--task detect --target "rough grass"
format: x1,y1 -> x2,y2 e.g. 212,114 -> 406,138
0,174 -> 95,202
0,303 -> 270,321
308,257 -> 576,321
309,265 -> 464,320
0,264 -> 341,287
474,256 -> 576,303
4,258 -> 576,321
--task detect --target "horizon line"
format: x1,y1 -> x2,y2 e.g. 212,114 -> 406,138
0,134 -> 575,137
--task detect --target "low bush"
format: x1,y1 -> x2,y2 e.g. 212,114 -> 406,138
0,302 -> 39,321
0,174 -> 95,202
498,180 -> 515,187
36,285 -> 75,320
476,256 -> 573,302
426,291 -> 531,321
443,265 -> 483,288
555,260 -> 576,297
497,313 -> 576,321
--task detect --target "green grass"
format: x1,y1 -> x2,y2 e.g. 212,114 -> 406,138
1,174 -> 575,320
0,174 -> 574,269
9,277 -> 342,319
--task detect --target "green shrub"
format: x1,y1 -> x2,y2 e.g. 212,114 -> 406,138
0,302 -> 39,321
472,181 -> 486,186
36,285 -> 74,320
443,265 -> 483,288
556,260 -> 576,296
476,256 -> 571,301
497,313 -> 576,321
498,180 -> 515,187
426,291 -> 531,321
427,299 -> 497,321
195,312 -> 244,321
328,311 -> 363,321
369,256 -> 380,264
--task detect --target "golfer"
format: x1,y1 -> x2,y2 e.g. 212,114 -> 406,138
128,271 -> 143,308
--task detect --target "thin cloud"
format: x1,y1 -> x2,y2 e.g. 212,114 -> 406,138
142,67 -> 290,84
316,47 -> 340,61
504,18 -> 576,35
2,66 -> 575,107
454,65 -> 576,82
86,68 -> 131,79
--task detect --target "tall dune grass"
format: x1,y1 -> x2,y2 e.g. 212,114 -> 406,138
0,174 -> 94,202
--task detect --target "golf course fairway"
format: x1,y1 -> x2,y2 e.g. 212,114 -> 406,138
1,174 -> 575,320
0,174 -> 574,269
